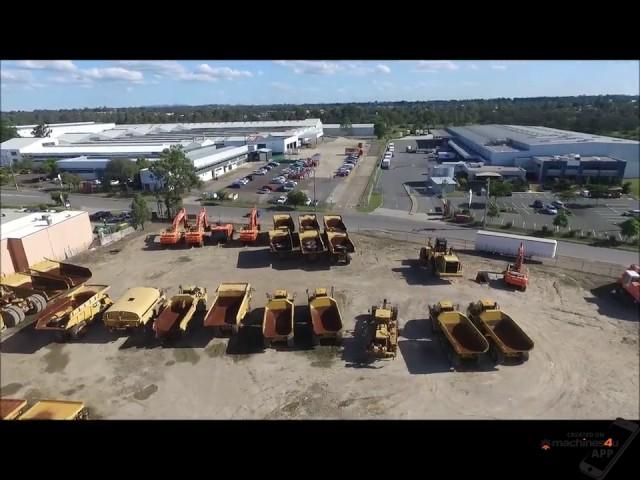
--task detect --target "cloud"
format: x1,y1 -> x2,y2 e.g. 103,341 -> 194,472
375,64 -> 391,74
491,63 -> 508,70
274,60 -> 342,75
1,69 -> 33,84
84,67 -> 144,82
414,60 -> 459,72
467,63 -> 479,70
118,60 -> 186,77
194,64 -> 253,80
15,60 -> 78,72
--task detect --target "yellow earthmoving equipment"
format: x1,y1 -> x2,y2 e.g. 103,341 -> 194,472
467,299 -> 534,363
419,237 -> 463,278
1,398 -> 28,420
34,285 -> 113,340
429,301 -> 488,367
204,283 -> 252,336
262,289 -> 295,348
326,230 -> 355,264
153,285 -> 208,339
364,299 -> 398,359
298,214 -> 320,232
307,287 -> 343,345
18,400 -> 88,420
273,213 -> 295,231
103,287 -> 167,331
268,228 -> 300,258
323,214 -> 347,233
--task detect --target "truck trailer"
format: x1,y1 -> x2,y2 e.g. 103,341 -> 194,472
474,230 -> 557,259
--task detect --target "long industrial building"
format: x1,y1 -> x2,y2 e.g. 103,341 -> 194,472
0,119 -> 324,166
445,125 -> 639,179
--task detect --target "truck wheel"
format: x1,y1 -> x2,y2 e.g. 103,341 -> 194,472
1,306 -> 23,328
27,294 -> 47,313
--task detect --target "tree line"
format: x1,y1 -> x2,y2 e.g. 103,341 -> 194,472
2,95 -> 638,141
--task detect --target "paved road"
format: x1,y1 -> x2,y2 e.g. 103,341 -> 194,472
2,187 -> 637,266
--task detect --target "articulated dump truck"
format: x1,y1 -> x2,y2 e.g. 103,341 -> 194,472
103,287 -> 166,331
18,400 -> 88,420
323,214 -> 354,264
262,290 -> 295,348
1,398 -> 28,420
34,285 -> 113,339
153,286 -> 207,339
323,214 -> 347,233
429,301 -> 488,366
204,283 -> 251,335
467,299 -> 534,363
1,261 -> 92,328
273,213 -> 296,231
299,230 -> 326,259
307,287 -> 343,344
269,214 -> 300,257
298,214 -> 321,232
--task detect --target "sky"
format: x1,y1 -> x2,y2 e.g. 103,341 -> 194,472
1,60 -> 638,111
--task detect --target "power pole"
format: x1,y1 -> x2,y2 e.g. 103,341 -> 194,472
313,167 -> 317,213
9,160 -> 19,191
482,177 -> 491,229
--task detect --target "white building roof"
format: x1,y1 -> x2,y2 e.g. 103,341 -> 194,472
323,123 -> 374,128
1,137 -> 42,149
1,209 -> 88,241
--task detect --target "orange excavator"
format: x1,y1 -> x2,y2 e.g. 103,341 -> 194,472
238,207 -> 260,244
160,208 -> 189,246
184,207 -> 208,247
503,242 -> 528,291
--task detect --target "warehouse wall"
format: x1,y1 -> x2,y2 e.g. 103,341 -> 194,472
0,239 -> 14,276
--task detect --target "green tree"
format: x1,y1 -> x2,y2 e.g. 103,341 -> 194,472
374,122 -> 388,139
558,189 -> 578,203
490,180 -> 512,198
136,157 -> 151,169
61,172 -> 81,191
340,119 -> 353,136
149,145 -> 201,214
620,218 -> 640,241
621,182 -> 632,194
31,122 -> 52,138
1,121 -> 19,142
487,202 -> 499,218
130,194 -> 151,230
103,158 -> 139,192
553,211 -> 569,229
50,191 -> 69,205
287,190 -> 308,205
39,159 -> 59,177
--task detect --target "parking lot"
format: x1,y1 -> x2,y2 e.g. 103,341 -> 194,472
201,137 -> 376,208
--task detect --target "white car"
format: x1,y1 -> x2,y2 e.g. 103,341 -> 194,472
285,180 -> 298,187
239,178 -> 249,185
277,195 -> 287,205
342,163 -> 354,170
272,178 -> 286,184
253,170 -> 266,176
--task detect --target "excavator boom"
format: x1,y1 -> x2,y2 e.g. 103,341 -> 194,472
160,208 -> 189,245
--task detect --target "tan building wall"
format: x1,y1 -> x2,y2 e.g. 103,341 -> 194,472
1,212 -> 93,275
1,238 -> 14,276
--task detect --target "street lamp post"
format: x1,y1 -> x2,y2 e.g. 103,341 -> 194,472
482,177 -> 491,229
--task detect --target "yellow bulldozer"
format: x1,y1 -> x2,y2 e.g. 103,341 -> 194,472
419,237 -> 463,278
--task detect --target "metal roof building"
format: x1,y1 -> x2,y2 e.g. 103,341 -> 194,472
446,124 -> 639,178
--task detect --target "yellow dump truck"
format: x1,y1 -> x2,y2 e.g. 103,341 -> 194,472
325,230 -> 355,264
268,228 -> 300,258
307,287 -> 343,344
467,299 -> 534,363
18,400 -> 88,420
1,398 -> 28,420
364,300 -> 398,359
298,214 -> 320,232
29,260 -> 92,288
204,283 -> 252,335
429,301 -> 489,366
153,286 -> 207,339
34,284 -> 113,339
299,229 -> 326,259
103,287 -> 166,331
262,290 -> 295,348
419,238 -> 463,278
323,214 -> 347,233
273,213 -> 295,231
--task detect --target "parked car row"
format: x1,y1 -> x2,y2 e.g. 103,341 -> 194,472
336,153 -> 360,177
89,210 -> 132,223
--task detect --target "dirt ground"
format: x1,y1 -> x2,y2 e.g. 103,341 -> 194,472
1,230 -> 638,419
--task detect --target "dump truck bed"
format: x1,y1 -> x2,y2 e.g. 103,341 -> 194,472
478,310 -> 534,355
154,295 -> 196,337
19,400 -> 86,420
299,214 -> 320,231
437,311 -> 489,356
299,230 -> 326,254
1,398 -> 27,420
30,260 -> 92,287
1,271 -> 71,299
323,215 -> 347,232
268,229 -> 300,254
326,231 -> 355,254
204,283 -> 250,328
263,298 -> 294,340
273,214 -> 295,231
309,296 -> 342,335
35,284 -> 110,331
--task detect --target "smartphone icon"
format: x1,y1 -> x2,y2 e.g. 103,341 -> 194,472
579,418 -> 639,479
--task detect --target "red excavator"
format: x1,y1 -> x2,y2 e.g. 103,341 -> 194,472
238,207 -> 260,244
184,207 -> 208,247
503,242 -> 528,291
160,208 -> 189,246
209,221 -> 234,244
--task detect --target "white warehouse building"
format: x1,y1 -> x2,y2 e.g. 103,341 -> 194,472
446,124 -> 639,178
